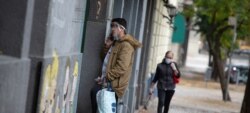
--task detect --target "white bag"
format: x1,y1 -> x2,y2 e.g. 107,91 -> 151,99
96,88 -> 117,113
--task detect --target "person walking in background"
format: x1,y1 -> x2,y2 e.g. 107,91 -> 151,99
149,51 -> 180,113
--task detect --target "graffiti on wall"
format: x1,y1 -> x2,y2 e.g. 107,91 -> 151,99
89,0 -> 107,21
96,0 -> 101,19
61,59 -> 79,113
39,51 -> 59,113
38,50 -> 80,113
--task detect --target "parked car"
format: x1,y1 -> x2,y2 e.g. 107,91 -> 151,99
225,65 -> 249,84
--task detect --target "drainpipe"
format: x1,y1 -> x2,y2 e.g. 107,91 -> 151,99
105,0 -> 114,38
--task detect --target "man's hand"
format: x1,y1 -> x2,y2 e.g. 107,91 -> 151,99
149,88 -> 154,95
95,77 -> 102,85
174,70 -> 178,76
105,38 -> 114,48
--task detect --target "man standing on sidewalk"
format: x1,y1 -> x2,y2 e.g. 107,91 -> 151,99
105,18 -> 142,99
90,18 -> 142,113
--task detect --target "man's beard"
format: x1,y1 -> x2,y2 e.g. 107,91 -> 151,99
113,33 -> 120,41
114,36 -> 119,41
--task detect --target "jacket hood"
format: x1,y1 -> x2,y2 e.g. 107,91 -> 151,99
120,34 -> 142,49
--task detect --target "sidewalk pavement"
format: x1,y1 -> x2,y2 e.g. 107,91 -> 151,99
136,84 -> 243,113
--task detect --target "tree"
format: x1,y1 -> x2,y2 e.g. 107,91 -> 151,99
182,0 -> 250,101
241,68 -> 250,113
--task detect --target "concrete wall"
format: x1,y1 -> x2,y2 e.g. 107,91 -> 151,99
0,0 -> 151,113
0,56 -> 30,113
0,0 -> 183,112
0,0 -> 33,113
44,0 -> 86,56
32,0 -> 86,113
77,21 -> 106,113
0,0 -> 28,58
27,0 -> 53,112
37,54 -> 82,113
147,0 -> 173,75
77,0 -> 108,113
0,0 -> 86,113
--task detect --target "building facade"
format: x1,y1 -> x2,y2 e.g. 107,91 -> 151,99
0,0 -> 183,113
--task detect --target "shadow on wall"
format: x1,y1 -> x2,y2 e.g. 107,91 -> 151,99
37,50 -> 80,113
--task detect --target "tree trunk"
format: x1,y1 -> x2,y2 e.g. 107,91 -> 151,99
208,50 -> 213,67
241,68 -> 250,113
207,38 -> 218,81
211,59 -> 219,81
211,52 -> 221,81
213,52 -> 231,101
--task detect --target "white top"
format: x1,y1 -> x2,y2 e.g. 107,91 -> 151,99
101,47 -> 112,79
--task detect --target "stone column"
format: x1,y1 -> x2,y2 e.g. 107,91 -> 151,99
0,0 -> 34,112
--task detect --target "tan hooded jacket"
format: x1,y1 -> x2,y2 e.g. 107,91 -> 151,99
106,34 -> 142,98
